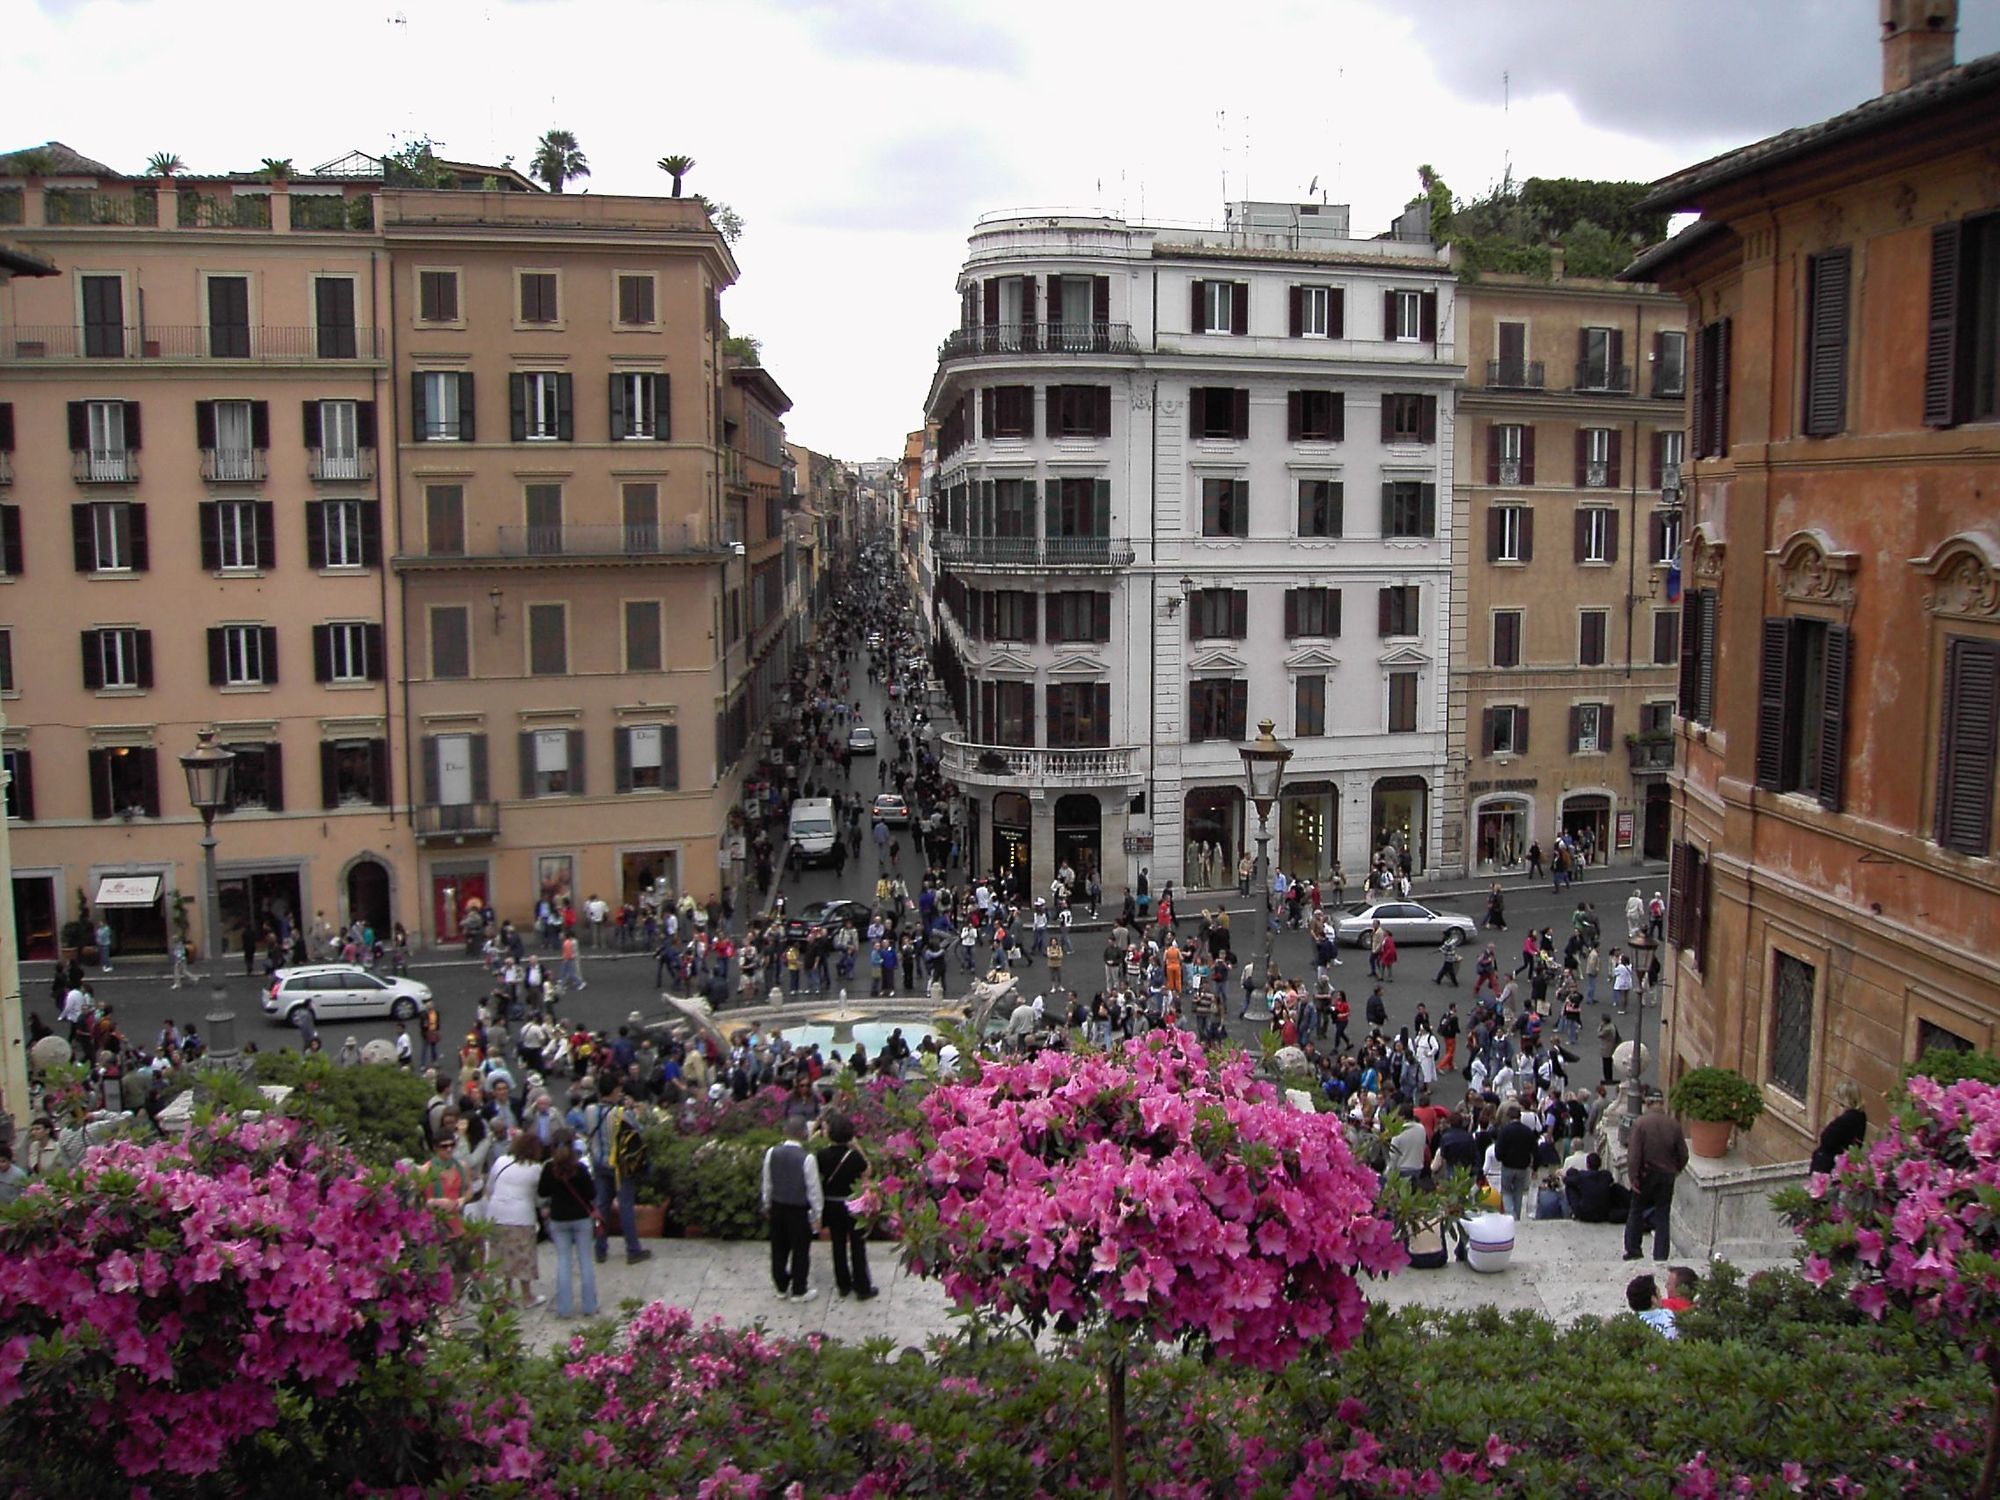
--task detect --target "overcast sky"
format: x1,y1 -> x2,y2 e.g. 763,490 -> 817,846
9,0 -> 1997,460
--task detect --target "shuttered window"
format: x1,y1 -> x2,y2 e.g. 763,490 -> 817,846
1802,247 -> 1851,436
1188,678 -> 1247,741
1283,588 -> 1340,638
1755,616 -> 1850,810
1294,674 -> 1326,737
1492,610 -> 1522,668
1692,318 -> 1732,458
1679,588 -> 1718,724
1188,589 -> 1248,641
1045,683 -> 1111,748
1934,635 -> 1999,855
1924,213 -> 2000,427
1297,480 -> 1343,538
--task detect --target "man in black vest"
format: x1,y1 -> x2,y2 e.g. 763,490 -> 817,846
762,1118 -> 825,1301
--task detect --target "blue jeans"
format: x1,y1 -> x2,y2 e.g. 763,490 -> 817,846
548,1216 -> 598,1316
595,1168 -> 642,1259
1500,1167 -> 1533,1221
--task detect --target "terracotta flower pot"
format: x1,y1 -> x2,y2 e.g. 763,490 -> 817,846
1688,1117 -> 1734,1159
630,1203 -> 667,1238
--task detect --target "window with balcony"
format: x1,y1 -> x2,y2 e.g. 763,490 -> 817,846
1045,591 -> 1111,644
624,600 -> 663,671
321,737 -> 390,808
1653,609 -> 1679,667
1200,478 -> 1249,538
430,605 -> 470,680
1654,329 -> 1687,397
1570,701 -> 1609,754
525,483 -> 563,554
1576,427 -> 1619,488
1283,587 -> 1340,637
197,399 -> 265,481
1926,212 -> 2000,427
1488,422 -> 1533,486
1288,390 -> 1343,442
70,400 -> 139,481
1289,284 -> 1341,338
87,744 -> 160,819
207,276 -> 250,358
1652,427 -> 1685,497
1189,588 -> 1248,641
1379,585 -> 1421,638
518,271 -> 560,324
418,269 -> 459,324
616,273 -> 656,326
972,478 -> 1033,540
1492,320 -> 1531,386
1380,480 -> 1436,539
512,371 -> 572,441
310,498 -> 374,569
1934,635 -> 1999,855
616,724 -> 680,792
82,275 -> 125,358
1651,507 -> 1683,568
1294,673 -> 1327,736
81,627 -> 150,690
313,277 -> 358,359
1485,703 -> 1526,755
1575,507 -> 1617,565
73,501 -> 146,573
1579,609 -> 1609,667
523,728 -> 580,797
1046,683 -> 1111,748
610,372 -> 667,440
1047,478 -> 1110,545
208,623 -> 276,687
313,621 -> 380,684
425,485 -> 465,555
1492,609 -> 1522,668
979,680 -> 1036,747
2,748 -> 32,820
528,603 -> 568,676
1756,615 -> 1851,809
1381,393 -> 1436,444
1297,479 -> 1343,538
981,385 -> 1033,438
1188,677 -> 1247,741
1577,326 -> 1626,391
306,398 -> 373,479
1189,387 -> 1249,440
203,498 -> 270,571
1048,384 -> 1111,438
1487,504 -> 1532,563
1387,671 -> 1419,732
1193,279 -> 1247,334
413,371 -> 473,442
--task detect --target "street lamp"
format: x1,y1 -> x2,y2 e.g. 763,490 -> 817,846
178,730 -> 237,1061
1236,719 -> 1292,1022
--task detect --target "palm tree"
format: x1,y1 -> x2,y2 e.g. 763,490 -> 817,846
258,158 -> 295,181
656,154 -> 695,197
145,151 -> 185,178
531,129 -> 589,194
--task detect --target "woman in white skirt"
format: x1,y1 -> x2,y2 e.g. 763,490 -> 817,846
484,1131 -> 548,1308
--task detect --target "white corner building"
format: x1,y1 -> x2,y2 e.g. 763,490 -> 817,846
923,201 -> 1458,899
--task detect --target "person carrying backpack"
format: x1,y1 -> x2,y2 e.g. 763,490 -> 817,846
584,1080 -> 653,1266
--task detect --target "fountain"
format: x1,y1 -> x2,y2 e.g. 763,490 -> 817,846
812,989 -> 872,1047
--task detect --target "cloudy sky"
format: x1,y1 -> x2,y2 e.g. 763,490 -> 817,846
9,0 -> 1997,459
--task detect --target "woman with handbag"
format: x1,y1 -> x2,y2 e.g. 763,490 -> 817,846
538,1129 -> 599,1319
484,1131 -> 547,1309
814,1111 -> 879,1301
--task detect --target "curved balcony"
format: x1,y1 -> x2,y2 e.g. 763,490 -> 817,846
941,733 -> 1144,790
933,534 -> 1134,570
938,321 -> 1138,361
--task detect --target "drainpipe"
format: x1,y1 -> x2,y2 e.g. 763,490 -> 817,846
1624,298 -> 1643,681
384,235 -> 421,937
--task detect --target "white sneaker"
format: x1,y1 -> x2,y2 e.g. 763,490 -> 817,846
774,1287 -> 792,1301
791,1286 -> 819,1303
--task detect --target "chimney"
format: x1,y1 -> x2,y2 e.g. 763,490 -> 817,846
1549,244 -> 1565,282
1881,0 -> 1957,93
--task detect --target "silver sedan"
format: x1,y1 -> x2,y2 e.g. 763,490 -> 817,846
1334,901 -> 1478,948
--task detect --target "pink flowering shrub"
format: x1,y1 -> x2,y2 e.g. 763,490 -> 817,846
1781,1073 -> 2000,1496
0,1113 -> 457,1496
860,1031 -> 1405,1365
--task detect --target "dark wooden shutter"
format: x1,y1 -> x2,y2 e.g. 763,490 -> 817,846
302,399 -> 322,448
124,403 -> 141,449
260,625 -> 279,685
1380,394 -> 1395,444
1815,624 -> 1849,811
250,401 -> 270,450
305,502 -> 327,569
1650,510 -> 1667,566
128,506 -> 148,571
1481,708 -> 1495,755
359,501 -> 381,567
1573,508 -> 1589,563
1420,483 -> 1436,536
1568,704 -> 1583,753
419,736 -> 440,806
134,630 -> 153,688
609,374 -> 628,439
1574,429 -> 1589,487
1328,289 -> 1344,339
363,623 -> 384,681
368,738 -> 391,806
356,400 -> 376,449
1606,430 -> 1622,488
1288,286 -> 1303,337
1679,592 -> 1702,715
1092,479 -> 1110,536
1329,393 -> 1344,441
80,631 -> 102,689
1603,508 -> 1619,563
1754,618 -> 1791,791
1803,248 -> 1852,436
1093,276 -> 1109,324
1486,426 -> 1501,485
509,374 -> 528,441
1692,324 -> 1713,455
1419,291 -> 1437,342
1515,708 -> 1530,753
1667,842 -> 1691,948
207,628 -> 227,686
313,624 -> 333,683
1228,679 -> 1248,740
259,740 -> 284,812
1043,385 -> 1059,438
1936,636 -> 2000,853
1520,508 -> 1535,561
1190,280 -> 1206,331
519,731 -> 537,798
1520,426 -> 1537,484
198,502 -> 221,571
1383,289 -> 1398,340
0,506 -> 19,578
1418,395 -> 1436,444
613,726 -> 633,793
1601,703 -> 1614,747
67,402 -> 89,452
468,735 -> 489,801
0,404 -> 13,453
195,400 -> 216,450
254,501 -> 275,568
980,387 -> 994,438
1713,319 -> 1731,455
1187,387 -> 1206,437
1378,587 -> 1393,636
1020,275 -> 1037,338
1328,589 -> 1342,636
1924,222 -> 1962,427
1650,430 -> 1664,489
1230,282 -> 1248,335
7,749 -> 30,821
660,726 -> 680,789
457,373 -> 476,441
320,742 -> 341,808
1095,593 -> 1111,641
72,505 -> 93,572
1230,590 -> 1247,638
137,748 -> 163,816
1486,506 -> 1503,562
1286,392 -> 1302,441
1231,388 -> 1249,439
88,749 -> 112,820
1094,386 -> 1111,437
410,373 -> 427,440
1379,481 -> 1394,536
1284,589 -> 1299,636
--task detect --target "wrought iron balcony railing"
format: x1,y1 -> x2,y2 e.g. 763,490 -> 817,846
933,534 -> 1134,568
414,801 -> 500,840
3,324 -> 381,362
938,322 -> 1138,360
307,447 -> 375,482
71,449 -> 139,483
200,448 -> 266,483
1574,361 -> 1634,394
1486,359 -> 1545,389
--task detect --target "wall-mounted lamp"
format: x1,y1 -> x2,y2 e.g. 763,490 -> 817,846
1164,573 -> 1196,616
488,587 -> 505,634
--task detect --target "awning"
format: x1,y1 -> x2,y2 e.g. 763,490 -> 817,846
93,874 -> 162,908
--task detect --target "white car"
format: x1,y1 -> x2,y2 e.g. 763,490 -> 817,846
1334,901 -> 1477,949
871,792 -> 911,826
847,725 -> 877,754
261,965 -> 431,1025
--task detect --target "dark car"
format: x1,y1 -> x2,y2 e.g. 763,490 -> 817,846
783,898 -> 862,944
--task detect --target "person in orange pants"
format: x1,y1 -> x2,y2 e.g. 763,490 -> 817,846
1439,1003 -> 1460,1072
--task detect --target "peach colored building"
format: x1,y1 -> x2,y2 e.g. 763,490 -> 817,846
1627,5 -> 2000,1160
1,146 -> 399,959
1444,272 -> 1687,876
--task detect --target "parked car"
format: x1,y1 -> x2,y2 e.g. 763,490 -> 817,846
847,725 -> 877,754
783,898 -> 862,944
870,792 -> 911,826
1333,901 -> 1477,949
261,965 -> 432,1026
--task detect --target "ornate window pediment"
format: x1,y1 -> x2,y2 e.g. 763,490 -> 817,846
982,648 -> 1035,674
1283,645 -> 1342,670
1377,644 -> 1431,668
1188,646 -> 1247,674
1047,652 -> 1109,677
1689,521 -> 1727,585
1768,528 -> 1858,612
1911,531 -> 2000,619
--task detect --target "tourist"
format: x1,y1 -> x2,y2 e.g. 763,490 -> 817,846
538,1128 -> 599,1320
762,1119 -> 825,1302
484,1131 -> 547,1309
1494,1103 -> 1540,1220
1625,1272 -> 1679,1339
1808,1079 -> 1868,1174
1623,1092 -> 1689,1262
815,1111 -> 879,1302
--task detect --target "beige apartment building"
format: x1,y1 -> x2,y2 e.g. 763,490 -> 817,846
1,143 -> 762,953
1444,269 -> 1686,877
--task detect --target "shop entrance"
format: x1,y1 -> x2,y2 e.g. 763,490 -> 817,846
1370,776 -> 1430,875
346,859 -> 391,936
1278,782 -> 1336,880
1183,786 -> 1244,889
432,870 -> 489,944
992,792 -> 1031,886
1475,799 -> 1530,872
1642,783 -> 1672,861
218,869 -> 302,955
621,850 -> 680,911
1052,794 -> 1101,887
11,876 -> 56,961
1561,794 -> 1612,866
93,874 -> 168,955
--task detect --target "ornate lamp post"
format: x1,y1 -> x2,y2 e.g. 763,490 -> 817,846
1236,719 -> 1292,1022
178,730 -> 237,1061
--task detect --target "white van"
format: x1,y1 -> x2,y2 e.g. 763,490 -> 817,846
787,797 -> 839,866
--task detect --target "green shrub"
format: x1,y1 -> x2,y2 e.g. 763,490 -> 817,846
665,1129 -> 781,1237
242,1053 -> 434,1167
1669,1064 -> 1766,1128
1904,1045 -> 2000,1086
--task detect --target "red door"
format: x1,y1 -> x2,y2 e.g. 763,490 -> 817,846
432,872 -> 488,942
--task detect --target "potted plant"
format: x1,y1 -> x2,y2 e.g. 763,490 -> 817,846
1668,1065 -> 1766,1157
